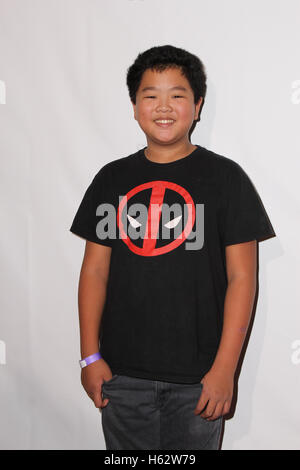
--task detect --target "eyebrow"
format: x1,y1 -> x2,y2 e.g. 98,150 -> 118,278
140,86 -> 188,93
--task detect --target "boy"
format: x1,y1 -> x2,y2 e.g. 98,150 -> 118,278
69,45 -> 276,450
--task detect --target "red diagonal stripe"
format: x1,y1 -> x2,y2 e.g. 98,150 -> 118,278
143,183 -> 166,254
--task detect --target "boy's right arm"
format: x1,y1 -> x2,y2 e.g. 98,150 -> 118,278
78,240 -> 113,409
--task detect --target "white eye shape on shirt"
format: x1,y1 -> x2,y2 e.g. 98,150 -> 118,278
127,214 -> 182,229
127,214 -> 141,228
164,215 -> 182,229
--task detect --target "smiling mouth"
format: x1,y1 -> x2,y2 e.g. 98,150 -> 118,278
154,119 -> 175,128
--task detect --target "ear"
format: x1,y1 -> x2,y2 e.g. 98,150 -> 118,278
194,97 -> 203,120
131,101 -> 137,120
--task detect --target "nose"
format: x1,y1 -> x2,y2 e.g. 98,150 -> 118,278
155,94 -> 173,111
156,101 -> 172,112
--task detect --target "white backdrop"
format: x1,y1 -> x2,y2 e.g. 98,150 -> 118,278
0,0 -> 299,450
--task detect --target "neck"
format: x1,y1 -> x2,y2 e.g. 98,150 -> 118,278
144,142 -> 197,164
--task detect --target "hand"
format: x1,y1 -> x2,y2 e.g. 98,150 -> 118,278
194,367 -> 233,421
81,358 -> 113,409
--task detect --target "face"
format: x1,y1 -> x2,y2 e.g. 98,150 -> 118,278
132,67 -> 203,147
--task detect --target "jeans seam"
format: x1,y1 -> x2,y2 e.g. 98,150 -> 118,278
201,417 -> 223,450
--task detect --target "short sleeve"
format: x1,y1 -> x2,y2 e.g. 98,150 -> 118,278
69,165 -> 114,247
221,162 -> 276,246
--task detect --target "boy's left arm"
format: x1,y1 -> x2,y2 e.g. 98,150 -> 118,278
194,240 -> 257,420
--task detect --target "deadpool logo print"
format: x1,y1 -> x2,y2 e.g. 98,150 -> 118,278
116,180 -> 204,257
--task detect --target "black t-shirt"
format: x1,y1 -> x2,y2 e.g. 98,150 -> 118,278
70,144 -> 276,383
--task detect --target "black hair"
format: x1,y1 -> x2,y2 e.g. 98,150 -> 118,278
126,45 -> 207,111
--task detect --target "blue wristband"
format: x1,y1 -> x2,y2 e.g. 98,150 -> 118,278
79,352 -> 102,369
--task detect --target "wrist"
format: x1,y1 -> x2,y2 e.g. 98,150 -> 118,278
209,361 -> 236,378
79,352 -> 102,369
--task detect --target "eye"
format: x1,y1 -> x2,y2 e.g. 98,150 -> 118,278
164,215 -> 182,229
145,96 -> 156,99
127,214 -> 141,228
173,95 -> 184,98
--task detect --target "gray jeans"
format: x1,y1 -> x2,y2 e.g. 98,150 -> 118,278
101,374 -> 223,450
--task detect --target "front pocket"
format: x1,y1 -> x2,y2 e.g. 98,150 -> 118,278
102,374 -> 119,386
